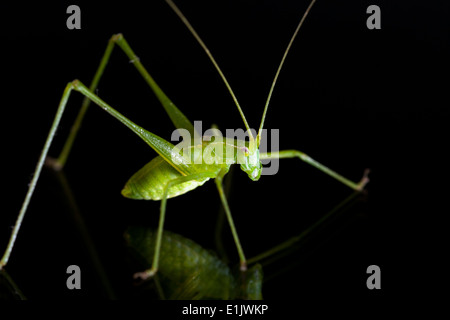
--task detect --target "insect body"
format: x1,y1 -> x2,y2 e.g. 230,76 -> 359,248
0,0 -> 369,285
121,136 -> 261,202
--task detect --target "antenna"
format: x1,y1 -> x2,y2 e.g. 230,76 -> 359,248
165,0 -> 255,143
257,0 -> 317,146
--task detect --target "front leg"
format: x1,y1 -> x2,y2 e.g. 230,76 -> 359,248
215,169 -> 247,272
260,150 -> 370,191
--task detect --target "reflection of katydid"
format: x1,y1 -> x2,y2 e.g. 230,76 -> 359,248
0,0 -> 369,280
126,191 -> 364,300
126,227 -> 264,300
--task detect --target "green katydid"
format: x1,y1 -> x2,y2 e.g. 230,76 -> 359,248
0,0 -> 369,282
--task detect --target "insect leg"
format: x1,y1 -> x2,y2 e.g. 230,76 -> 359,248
53,37 -> 116,169
215,169 -> 247,272
260,150 -> 370,191
0,78 -> 195,270
133,172 -> 218,281
54,34 -> 197,170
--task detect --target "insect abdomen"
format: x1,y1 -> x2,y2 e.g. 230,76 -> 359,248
121,156 -> 209,200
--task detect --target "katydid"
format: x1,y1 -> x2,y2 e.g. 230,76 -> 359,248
0,0 -> 369,282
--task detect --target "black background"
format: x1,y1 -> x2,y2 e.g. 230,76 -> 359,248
0,0 -> 448,305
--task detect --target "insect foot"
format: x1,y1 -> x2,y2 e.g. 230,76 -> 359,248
133,268 -> 157,283
356,168 -> 371,191
45,156 -> 63,171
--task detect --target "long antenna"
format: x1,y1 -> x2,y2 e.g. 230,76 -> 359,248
165,0 -> 255,143
257,0 -> 317,145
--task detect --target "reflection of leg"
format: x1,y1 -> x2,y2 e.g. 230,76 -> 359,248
215,169 -> 247,271
133,172 -> 217,281
260,150 -> 370,191
247,191 -> 362,265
